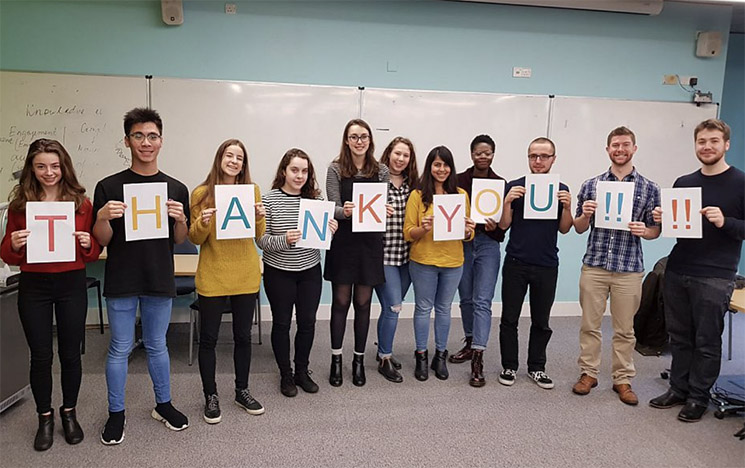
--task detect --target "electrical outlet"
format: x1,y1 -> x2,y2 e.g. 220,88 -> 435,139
225,3 -> 237,14
513,67 -> 532,78
663,75 -> 678,85
680,76 -> 698,86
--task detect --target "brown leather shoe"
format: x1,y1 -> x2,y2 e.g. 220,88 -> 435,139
613,383 -> 639,406
448,337 -> 473,364
572,374 -> 598,395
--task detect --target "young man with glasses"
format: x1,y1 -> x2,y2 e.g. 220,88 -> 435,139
497,137 -> 572,390
451,134 -> 506,387
572,126 -> 660,406
649,119 -> 744,422
92,108 -> 190,444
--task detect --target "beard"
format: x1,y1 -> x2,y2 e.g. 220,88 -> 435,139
696,151 -> 725,166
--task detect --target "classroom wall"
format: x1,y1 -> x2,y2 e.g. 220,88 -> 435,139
0,0 -> 737,313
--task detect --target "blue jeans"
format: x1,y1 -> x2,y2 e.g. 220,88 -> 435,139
457,232 -> 501,349
105,296 -> 173,412
374,263 -> 411,357
410,261 -> 463,352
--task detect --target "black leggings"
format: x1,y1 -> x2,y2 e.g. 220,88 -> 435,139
330,283 -> 373,354
18,270 -> 87,414
198,293 -> 256,395
263,264 -> 322,375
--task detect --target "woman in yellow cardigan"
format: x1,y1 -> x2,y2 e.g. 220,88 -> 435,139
404,146 -> 475,382
188,139 -> 266,425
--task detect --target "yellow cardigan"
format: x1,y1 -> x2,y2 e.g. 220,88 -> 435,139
403,188 -> 473,268
188,184 -> 266,297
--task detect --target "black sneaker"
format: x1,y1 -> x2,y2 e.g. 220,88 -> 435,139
281,374 -> 298,398
528,371 -> 555,389
151,401 -> 189,431
203,394 -> 221,424
295,370 -> 320,393
100,411 -> 125,446
498,369 -> 517,386
235,388 -> 265,415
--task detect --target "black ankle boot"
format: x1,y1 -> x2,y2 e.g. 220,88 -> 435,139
414,350 -> 429,381
352,354 -> 366,387
469,350 -> 485,387
34,409 -> 54,451
329,355 -> 343,387
60,406 -> 84,445
378,357 -> 403,383
431,349 -> 449,380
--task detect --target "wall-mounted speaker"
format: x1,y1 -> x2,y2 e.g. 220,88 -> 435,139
161,0 -> 183,26
695,31 -> 722,58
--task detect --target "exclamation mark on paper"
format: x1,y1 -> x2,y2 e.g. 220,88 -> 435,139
684,199 -> 691,229
672,199 -> 678,229
616,193 -> 623,222
605,192 -> 611,221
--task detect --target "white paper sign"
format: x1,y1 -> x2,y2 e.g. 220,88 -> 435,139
123,182 -> 169,241
215,184 -> 255,240
595,181 -> 634,231
352,182 -> 387,233
661,187 -> 702,239
296,199 -> 335,250
26,201 -> 76,264
524,174 -> 560,220
470,179 -> 505,224
433,193 -> 466,241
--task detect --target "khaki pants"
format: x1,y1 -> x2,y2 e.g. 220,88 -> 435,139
578,265 -> 644,385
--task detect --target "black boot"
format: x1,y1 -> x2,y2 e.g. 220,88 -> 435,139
34,409 -> 54,451
60,406 -> 84,445
414,350 -> 429,381
329,355 -> 343,387
448,336 -> 473,363
469,350 -> 485,387
431,349 -> 449,380
352,354 -> 366,387
378,357 -> 403,383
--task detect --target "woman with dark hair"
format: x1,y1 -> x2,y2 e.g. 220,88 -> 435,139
325,119 -> 390,387
1,139 -> 101,451
374,137 -> 419,383
188,139 -> 265,424
404,146 -> 475,382
257,148 -> 338,397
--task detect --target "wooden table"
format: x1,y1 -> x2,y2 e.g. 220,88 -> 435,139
728,288 -> 745,360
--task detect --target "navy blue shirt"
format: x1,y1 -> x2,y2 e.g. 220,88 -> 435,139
504,176 -> 569,268
666,166 -> 745,280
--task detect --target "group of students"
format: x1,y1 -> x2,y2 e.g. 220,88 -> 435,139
1,106 -> 742,452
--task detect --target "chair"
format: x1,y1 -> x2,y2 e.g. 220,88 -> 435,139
174,239 -> 198,298
188,293 -> 262,366
81,276 -> 104,355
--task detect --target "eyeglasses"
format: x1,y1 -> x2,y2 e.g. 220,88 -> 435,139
528,153 -> 554,161
473,150 -> 494,158
347,134 -> 370,143
128,132 -> 162,143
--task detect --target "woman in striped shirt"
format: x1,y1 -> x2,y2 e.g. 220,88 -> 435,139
374,137 -> 419,383
257,149 -> 338,397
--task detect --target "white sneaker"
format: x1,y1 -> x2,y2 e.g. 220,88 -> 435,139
528,371 -> 554,389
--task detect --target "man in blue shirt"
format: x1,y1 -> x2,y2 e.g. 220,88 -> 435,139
497,137 -> 573,390
572,126 -> 660,406
649,119 -> 745,422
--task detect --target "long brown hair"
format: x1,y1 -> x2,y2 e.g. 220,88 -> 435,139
271,148 -> 321,199
335,119 -> 378,178
8,139 -> 86,211
380,137 -> 419,190
419,146 -> 459,209
192,139 -> 251,209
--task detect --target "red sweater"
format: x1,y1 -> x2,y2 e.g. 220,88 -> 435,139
1,198 -> 102,273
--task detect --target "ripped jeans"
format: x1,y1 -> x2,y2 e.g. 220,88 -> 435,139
374,263 -> 411,358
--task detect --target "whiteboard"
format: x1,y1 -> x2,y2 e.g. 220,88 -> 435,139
549,96 -> 719,194
150,78 -> 361,195
361,88 -> 551,181
0,71 -> 147,199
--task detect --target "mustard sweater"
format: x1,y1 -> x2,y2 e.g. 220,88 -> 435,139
403,188 -> 473,268
188,184 -> 266,297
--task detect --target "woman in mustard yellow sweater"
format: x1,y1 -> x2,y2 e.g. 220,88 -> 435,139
188,139 -> 266,425
404,146 -> 475,382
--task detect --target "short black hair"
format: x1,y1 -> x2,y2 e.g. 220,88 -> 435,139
123,107 -> 163,136
470,134 -> 495,153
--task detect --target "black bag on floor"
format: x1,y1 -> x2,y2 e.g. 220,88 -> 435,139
634,257 -> 668,354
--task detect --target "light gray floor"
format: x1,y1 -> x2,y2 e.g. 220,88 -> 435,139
1,314 -> 744,467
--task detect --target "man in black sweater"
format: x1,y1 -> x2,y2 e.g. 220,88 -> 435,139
649,119 -> 745,422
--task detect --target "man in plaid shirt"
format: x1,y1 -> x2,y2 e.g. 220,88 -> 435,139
572,126 -> 661,406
